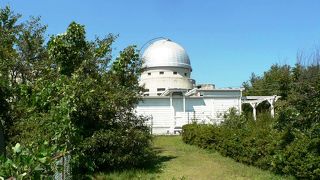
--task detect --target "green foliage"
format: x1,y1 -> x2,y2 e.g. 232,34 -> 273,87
182,124 -> 218,149
0,6 -> 153,178
75,128 -> 154,173
182,124 -> 291,179
48,22 -> 89,76
96,136 -> 287,180
0,6 -> 48,157
183,60 -> 320,179
0,142 -> 60,179
271,131 -> 320,179
0,6 -> 20,155
243,64 -> 292,99
183,116 -> 320,179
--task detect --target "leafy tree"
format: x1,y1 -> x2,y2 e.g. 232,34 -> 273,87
48,22 -> 89,76
0,6 -> 21,156
1,7 -> 153,178
16,17 -> 48,83
0,7 -> 48,159
243,64 -> 292,99
3,19 -> 153,178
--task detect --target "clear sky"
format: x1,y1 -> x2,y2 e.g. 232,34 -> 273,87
1,0 -> 320,87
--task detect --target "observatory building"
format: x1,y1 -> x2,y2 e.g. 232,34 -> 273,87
136,38 -> 243,134
139,39 -> 194,95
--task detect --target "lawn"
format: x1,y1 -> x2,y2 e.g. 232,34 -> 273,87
93,136 -> 292,180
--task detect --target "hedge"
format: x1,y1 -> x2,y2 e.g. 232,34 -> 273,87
182,116 -> 320,179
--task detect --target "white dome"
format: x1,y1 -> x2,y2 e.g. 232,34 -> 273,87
142,39 -> 191,70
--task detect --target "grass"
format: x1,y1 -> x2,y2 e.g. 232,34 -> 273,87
93,136 -> 293,180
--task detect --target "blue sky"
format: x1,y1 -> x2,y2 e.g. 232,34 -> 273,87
1,0 -> 320,87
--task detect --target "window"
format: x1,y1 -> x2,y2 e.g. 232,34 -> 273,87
172,92 -> 183,96
157,93 -> 162,96
184,73 -> 187,76
148,72 -> 151,75
157,88 -> 165,91
144,89 -> 149,92
173,72 -> 177,75
159,71 -> 164,75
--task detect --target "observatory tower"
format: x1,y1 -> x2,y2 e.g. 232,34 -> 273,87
140,39 -> 195,96
137,38 -> 244,134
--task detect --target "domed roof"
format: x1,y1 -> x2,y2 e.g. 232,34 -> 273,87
142,39 -> 191,70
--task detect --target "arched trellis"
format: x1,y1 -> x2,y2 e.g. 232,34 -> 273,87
242,95 -> 281,120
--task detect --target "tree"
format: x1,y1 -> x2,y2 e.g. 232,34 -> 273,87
243,64 -> 292,99
0,7 -> 153,178
0,6 -> 48,156
3,20 -> 153,178
0,6 -> 20,156
48,22 -> 89,76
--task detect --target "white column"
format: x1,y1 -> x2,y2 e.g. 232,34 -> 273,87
267,98 -> 275,118
169,92 -> 174,134
183,94 -> 186,112
253,105 -> 256,120
239,98 -> 242,115
239,90 -> 243,115
249,102 -> 257,121
270,104 -> 275,118
212,99 -> 215,121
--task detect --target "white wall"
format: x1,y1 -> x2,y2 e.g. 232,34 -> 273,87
136,91 -> 242,134
138,97 -> 170,107
139,67 -> 194,96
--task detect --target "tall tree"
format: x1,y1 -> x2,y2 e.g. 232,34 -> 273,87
243,64 -> 292,99
0,6 -> 47,155
48,22 -> 89,76
0,6 -> 21,155
7,22 -> 153,177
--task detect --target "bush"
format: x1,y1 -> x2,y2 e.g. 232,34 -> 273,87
73,128 -> 155,174
182,124 -> 218,149
182,111 -> 320,179
271,130 -> 320,179
0,142 -> 59,179
182,50 -> 320,179
0,12 -> 154,178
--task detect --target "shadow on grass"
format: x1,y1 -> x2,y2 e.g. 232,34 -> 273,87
135,147 -> 177,173
91,147 -> 177,179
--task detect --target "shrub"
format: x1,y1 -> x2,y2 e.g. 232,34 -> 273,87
1,15 -> 154,177
0,142 -> 59,179
181,124 -> 197,145
182,124 -> 219,149
73,127 -> 155,174
271,130 -> 320,179
182,111 -> 320,179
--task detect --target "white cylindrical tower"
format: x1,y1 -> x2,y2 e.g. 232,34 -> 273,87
140,39 -> 195,96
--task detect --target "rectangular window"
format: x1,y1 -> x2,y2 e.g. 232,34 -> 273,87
159,71 -> 164,75
173,72 -> 177,75
157,93 -> 162,96
148,72 -> 151,75
184,73 -> 187,76
144,89 -> 149,92
157,88 -> 165,91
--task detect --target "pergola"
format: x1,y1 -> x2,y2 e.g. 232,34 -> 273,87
242,95 -> 281,120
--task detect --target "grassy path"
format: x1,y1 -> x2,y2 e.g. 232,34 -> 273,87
95,136 -> 290,180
